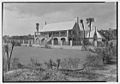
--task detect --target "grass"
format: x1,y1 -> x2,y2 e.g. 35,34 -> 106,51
3,46 -> 117,82
8,46 -> 90,65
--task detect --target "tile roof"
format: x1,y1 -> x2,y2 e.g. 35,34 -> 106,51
40,21 -> 76,32
86,28 -> 104,39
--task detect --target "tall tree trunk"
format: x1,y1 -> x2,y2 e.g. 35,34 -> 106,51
82,23 -> 85,46
88,25 -> 90,38
7,45 -> 14,71
56,59 -> 60,69
89,23 -> 91,38
6,47 -> 9,71
7,58 -> 11,71
9,46 -> 14,60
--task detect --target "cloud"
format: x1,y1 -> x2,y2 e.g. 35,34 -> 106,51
42,10 -> 74,23
3,9 -> 42,36
3,2 -> 116,36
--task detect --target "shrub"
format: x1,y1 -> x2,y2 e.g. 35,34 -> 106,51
11,58 -> 24,70
42,69 -> 68,81
60,57 -> 81,70
3,57 -> 8,72
4,69 -> 44,81
15,42 -> 21,46
84,39 -> 92,46
85,54 -> 103,67
81,46 -> 88,51
29,57 -> 42,69
44,44 -> 51,49
94,45 -> 117,64
56,59 -> 61,69
44,59 -> 56,69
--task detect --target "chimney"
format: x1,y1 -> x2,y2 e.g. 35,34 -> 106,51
36,23 -> 39,32
77,17 -> 79,24
45,21 -> 47,25
95,26 -> 97,33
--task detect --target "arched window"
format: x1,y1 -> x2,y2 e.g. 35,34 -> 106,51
54,38 -> 58,45
61,38 -> 66,45
36,38 -> 40,44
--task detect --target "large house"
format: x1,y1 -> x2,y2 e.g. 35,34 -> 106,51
86,27 -> 105,46
34,17 -> 84,46
3,18 -> 106,47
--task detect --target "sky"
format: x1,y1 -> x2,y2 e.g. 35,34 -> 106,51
3,2 -> 116,36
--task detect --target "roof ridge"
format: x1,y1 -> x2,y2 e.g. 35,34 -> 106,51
45,20 -> 75,25
40,20 -> 76,32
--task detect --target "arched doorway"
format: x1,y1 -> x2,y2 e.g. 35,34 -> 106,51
69,38 -> 72,46
61,38 -> 66,45
36,38 -> 40,45
41,38 -> 45,45
54,38 -> 58,45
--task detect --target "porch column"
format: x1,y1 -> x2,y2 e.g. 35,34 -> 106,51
52,39 -> 54,46
28,40 -> 30,45
23,40 -> 25,44
66,30 -> 69,45
60,39 -> 62,46
70,40 -> 73,46
94,40 -> 97,47
22,40 -> 24,44
67,30 -> 69,37
59,32 -> 61,37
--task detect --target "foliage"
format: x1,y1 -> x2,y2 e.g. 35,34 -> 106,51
99,29 -> 117,41
44,59 -> 56,69
29,57 -> 42,70
94,44 -> 117,64
3,41 -> 117,81
86,18 -> 94,38
84,39 -> 92,46
44,44 -> 51,49
3,57 -> 8,72
4,69 -> 44,81
15,42 -> 21,46
4,41 -> 16,71
11,58 -> 24,70
85,54 -> 103,67
60,57 -> 81,70
4,68 -> 68,81
42,69 -> 68,81
56,59 -> 61,69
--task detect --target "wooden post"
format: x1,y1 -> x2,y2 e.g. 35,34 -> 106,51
59,32 -> 61,37
67,30 -> 68,37
70,40 -> 72,46
22,40 -> 24,44
61,40 -> 63,46
52,39 -> 54,46
94,41 -> 97,47
66,30 -> 69,45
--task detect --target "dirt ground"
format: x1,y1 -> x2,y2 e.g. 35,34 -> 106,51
66,64 -> 117,81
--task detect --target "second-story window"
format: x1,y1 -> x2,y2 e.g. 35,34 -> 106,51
60,31 -> 66,36
53,32 -> 59,37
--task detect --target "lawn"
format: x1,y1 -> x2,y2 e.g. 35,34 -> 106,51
9,46 -> 91,65
3,46 -> 117,81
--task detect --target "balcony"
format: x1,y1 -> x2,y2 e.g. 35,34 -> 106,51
60,31 -> 67,37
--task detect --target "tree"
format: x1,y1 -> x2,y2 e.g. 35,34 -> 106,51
56,59 -> 61,69
86,18 -> 94,38
44,59 -> 54,69
4,41 -> 16,71
80,19 -> 85,40
80,19 -> 87,50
